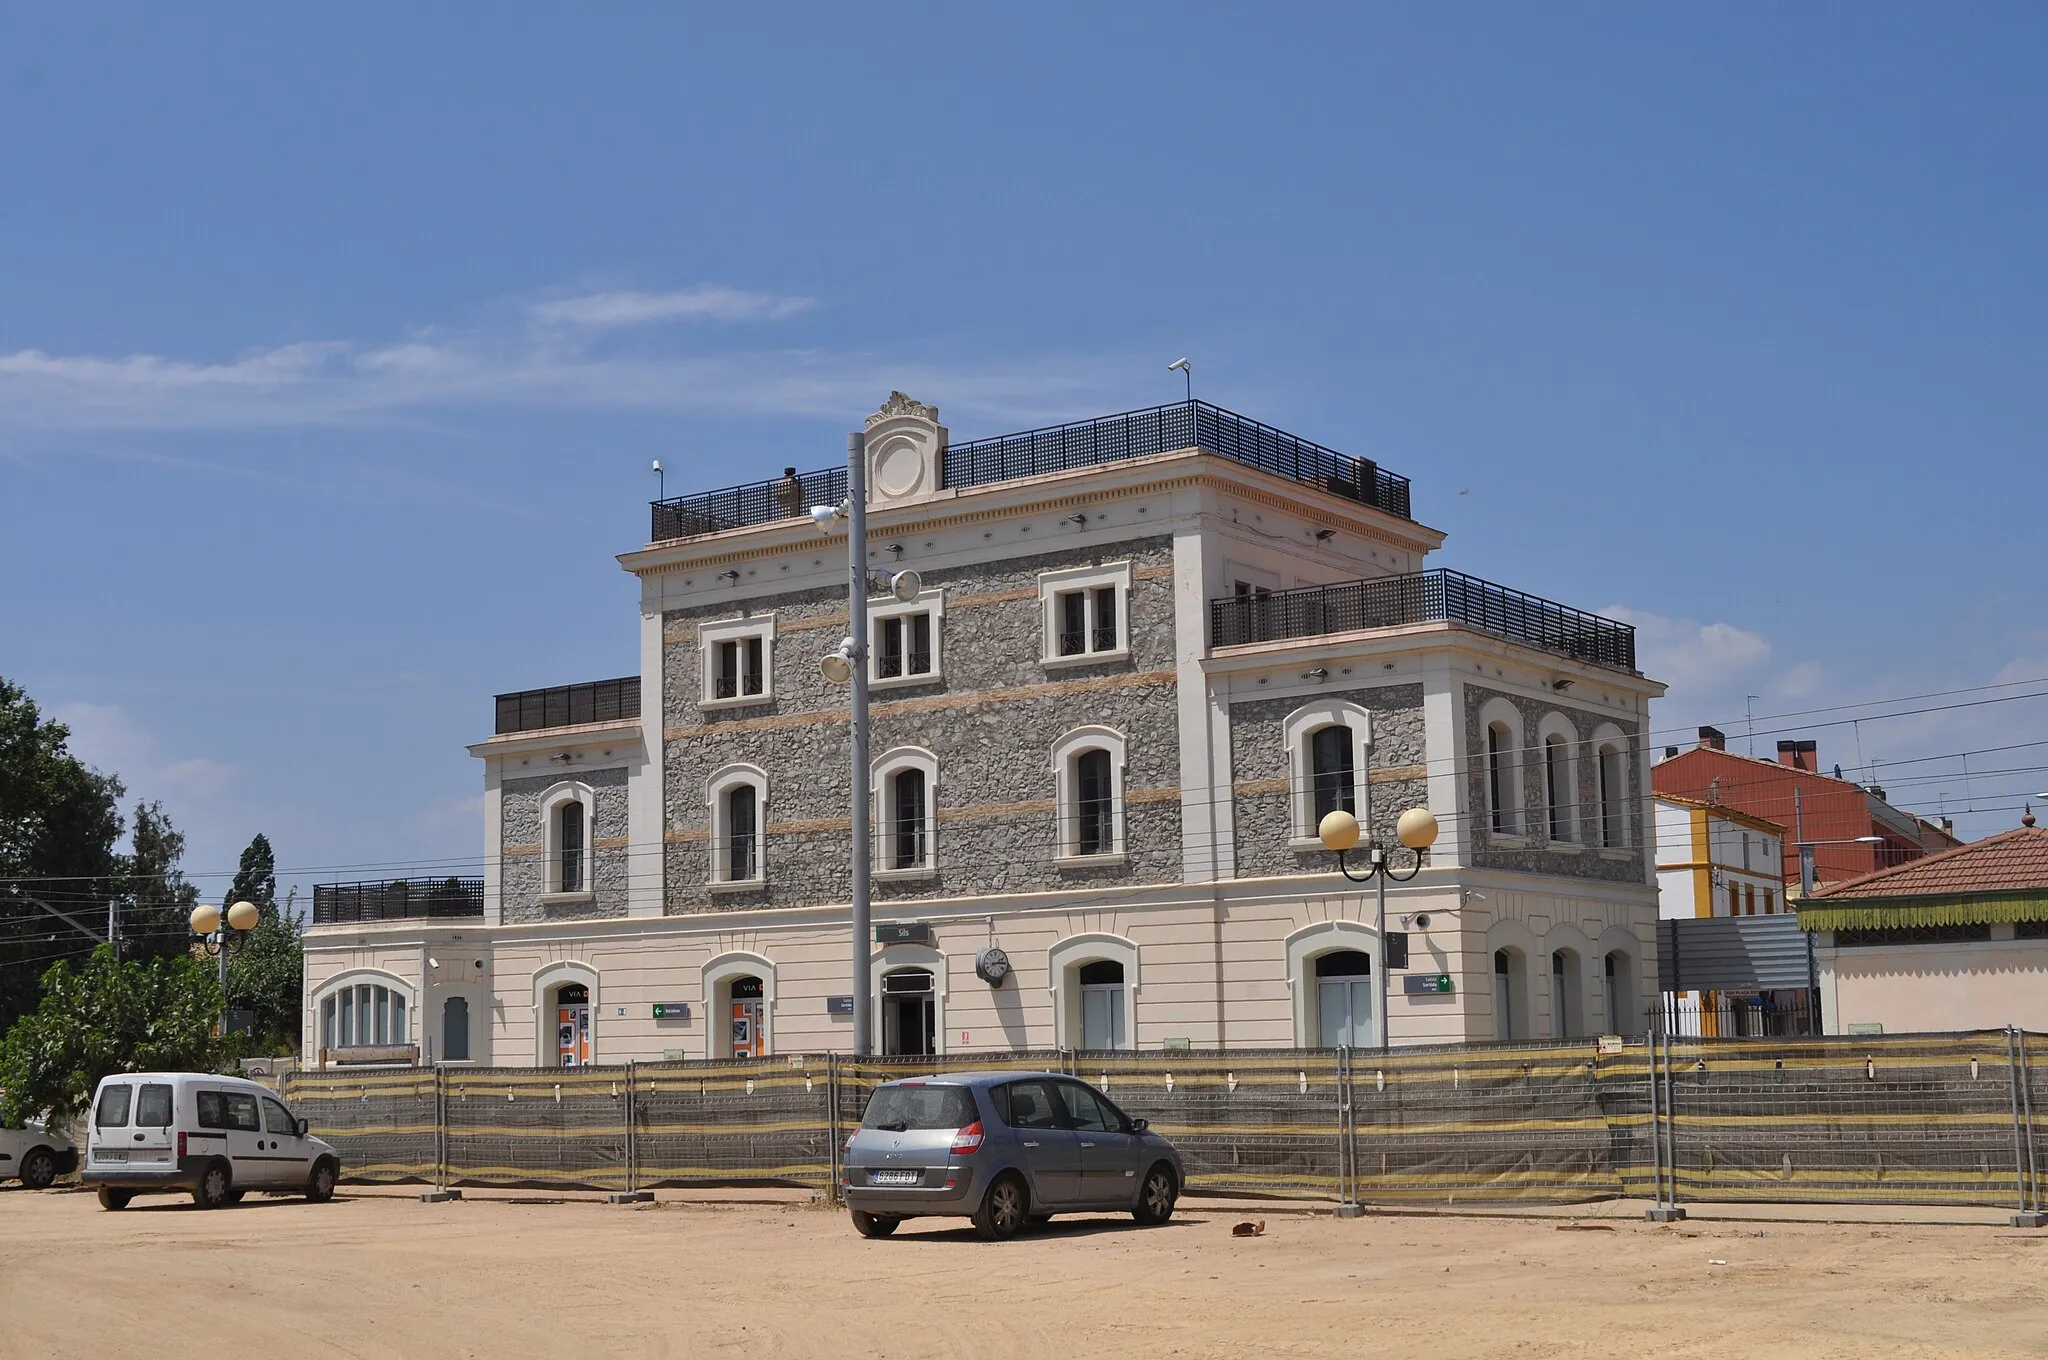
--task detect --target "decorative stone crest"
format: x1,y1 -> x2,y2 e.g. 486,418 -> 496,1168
861,391 -> 947,506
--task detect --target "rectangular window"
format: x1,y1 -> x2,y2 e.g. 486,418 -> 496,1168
1744,885 -> 1756,915
1041,563 -> 1132,667
135,1083 -> 173,1128
197,1091 -> 226,1129
1092,587 -> 1118,653
861,1082 -> 976,1131
222,1093 -> 260,1133
877,612 -> 935,679
1728,884 -> 1740,917
713,638 -> 765,698
263,1098 -> 298,1136
95,1084 -> 132,1129
1763,890 -> 1775,914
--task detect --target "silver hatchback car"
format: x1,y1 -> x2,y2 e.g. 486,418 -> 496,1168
842,1071 -> 1184,1240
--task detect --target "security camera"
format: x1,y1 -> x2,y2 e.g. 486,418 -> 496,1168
1411,914 -> 1431,931
472,959 -> 485,970
428,956 -> 441,969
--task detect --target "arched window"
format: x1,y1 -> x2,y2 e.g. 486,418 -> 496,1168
558,801 -> 585,892
1076,750 -> 1113,856
319,982 -> 410,1050
1488,724 -> 1516,835
891,769 -> 926,870
873,748 -> 938,877
1493,948 -> 1527,1041
1314,949 -> 1373,1048
1550,950 -> 1582,1038
1544,735 -> 1571,842
442,995 -> 470,1062
706,764 -> 769,888
727,784 -> 758,881
1594,727 -> 1628,849
1311,726 -> 1356,823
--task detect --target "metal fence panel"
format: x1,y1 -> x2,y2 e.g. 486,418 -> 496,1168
634,1057 -> 835,1189
283,1069 -> 438,1183
441,1067 -> 630,1191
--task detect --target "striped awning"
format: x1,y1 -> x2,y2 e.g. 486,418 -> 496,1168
1796,891 -> 2048,932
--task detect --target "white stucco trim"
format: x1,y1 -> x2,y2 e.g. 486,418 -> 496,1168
1535,711 -> 1581,846
1283,699 -> 1375,840
1050,726 -> 1128,862
1478,697 -> 1526,839
1037,560 -> 1133,669
867,587 -> 947,690
871,745 -> 939,874
1590,722 -> 1630,850
531,960 -> 600,1067
538,781 -> 596,896
705,763 -> 769,886
1484,918 -> 1541,1042
699,951 -> 777,1059
698,613 -> 778,710
1284,920 -> 1378,1048
1048,932 -> 1140,1051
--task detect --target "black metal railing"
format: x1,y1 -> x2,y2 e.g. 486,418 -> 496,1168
940,400 -> 1411,518
647,401 -> 1412,541
313,878 -> 485,925
1649,994 -> 1819,1039
651,466 -> 847,541
494,677 -> 640,735
1208,569 -> 1637,672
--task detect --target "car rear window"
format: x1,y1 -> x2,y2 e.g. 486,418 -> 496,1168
862,1083 -> 978,1131
135,1084 -> 174,1128
95,1084 -> 132,1129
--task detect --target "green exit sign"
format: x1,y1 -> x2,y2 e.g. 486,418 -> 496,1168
653,1003 -> 691,1021
1402,974 -> 1454,995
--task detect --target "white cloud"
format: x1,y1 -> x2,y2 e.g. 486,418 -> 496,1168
529,286 -> 813,329
1604,607 -> 1770,694
50,702 -> 238,806
0,287 -> 1115,434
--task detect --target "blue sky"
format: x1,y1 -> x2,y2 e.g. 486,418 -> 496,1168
3,5 -> 2044,902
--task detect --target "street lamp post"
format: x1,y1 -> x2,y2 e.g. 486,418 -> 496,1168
190,900 -> 260,1035
1317,806 -> 1439,1053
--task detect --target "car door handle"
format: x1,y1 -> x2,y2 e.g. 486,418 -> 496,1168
1080,1141 -> 1096,1149
1021,1141 -> 1040,1148
133,1133 -> 145,1141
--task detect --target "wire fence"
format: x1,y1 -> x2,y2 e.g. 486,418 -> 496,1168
281,1029 -> 2046,1212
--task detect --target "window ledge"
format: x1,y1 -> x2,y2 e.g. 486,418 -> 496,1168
1543,839 -> 1583,853
540,890 -> 595,905
1594,847 -> 1636,860
707,878 -> 767,895
869,671 -> 943,692
1055,851 -> 1129,871
1288,835 -> 1333,854
1487,833 -> 1533,849
873,865 -> 937,883
1040,648 -> 1130,671
699,693 -> 773,712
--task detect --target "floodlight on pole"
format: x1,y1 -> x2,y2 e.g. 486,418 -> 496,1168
1167,357 -> 1191,403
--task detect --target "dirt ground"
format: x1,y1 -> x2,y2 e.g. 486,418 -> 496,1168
4,1186 -> 2046,1359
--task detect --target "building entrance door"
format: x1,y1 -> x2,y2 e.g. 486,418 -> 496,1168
1314,950 -> 1373,1047
881,968 -> 935,1056
555,983 -> 591,1067
728,975 -> 765,1058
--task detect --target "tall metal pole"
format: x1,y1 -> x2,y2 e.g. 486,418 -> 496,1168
848,431 -> 873,1058
1376,859 -> 1389,1053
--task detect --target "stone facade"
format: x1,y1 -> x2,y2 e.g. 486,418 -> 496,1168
661,538 -> 1184,910
1462,684 -> 1645,883
1229,684 -> 1428,878
501,765 -> 632,923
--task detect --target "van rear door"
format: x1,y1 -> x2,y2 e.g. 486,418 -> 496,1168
128,1082 -> 177,1172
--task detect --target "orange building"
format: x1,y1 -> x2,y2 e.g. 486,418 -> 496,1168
1653,727 -> 1961,892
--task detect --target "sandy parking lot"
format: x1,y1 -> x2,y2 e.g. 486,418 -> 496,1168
3,1186 -> 2046,1359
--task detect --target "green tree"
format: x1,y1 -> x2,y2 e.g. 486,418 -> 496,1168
0,678 -> 125,1035
0,945 -> 237,1127
223,834 -> 302,1052
115,800 -> 201,961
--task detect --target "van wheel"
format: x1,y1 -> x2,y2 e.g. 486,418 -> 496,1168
96,1186 -> 133,1211
1133,1163 -> 1178,1225
20,1147 -> 57,1190
306,1160 -> 337,1203
850,1209 -> 899,1238
192,1162 -> 233,1210
972,1173 -> 1028,1241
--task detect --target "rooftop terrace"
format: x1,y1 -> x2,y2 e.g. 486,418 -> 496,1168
649,400 -> 1413,542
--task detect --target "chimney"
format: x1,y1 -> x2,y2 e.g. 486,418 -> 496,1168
1940,816 -> 1955,836
1867,785 -> 1886,801
1776,739 -> 1817,772
1664,746 -> 1679,761
1698,725 -> 1726,751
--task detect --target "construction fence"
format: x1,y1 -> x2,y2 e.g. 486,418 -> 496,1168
280,1028 -> 2046,1214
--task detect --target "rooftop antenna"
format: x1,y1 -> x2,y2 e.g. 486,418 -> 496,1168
651,458 -> 664,502
1167,357 -> 1191,404
1745,695 -> 1760,756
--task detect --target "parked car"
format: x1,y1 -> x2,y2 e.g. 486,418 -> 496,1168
81,1072 -> 341,1210
0,1120 -> 79,1189
842,1071 -> 1183,1241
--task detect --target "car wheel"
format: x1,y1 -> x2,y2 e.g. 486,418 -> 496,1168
850,1209 -> 899,1239
96,1186 -> 133,1211
1133,1163 -> 1177,1225
972,1173 -> 1028,1241
306,1160 -> 337,1204
20,1147 -> 58,1190
192,1162 -> 233,1210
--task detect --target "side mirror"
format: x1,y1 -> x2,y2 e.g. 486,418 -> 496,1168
1128,1117 -> 1149,1134
296,1118 -> 309,1139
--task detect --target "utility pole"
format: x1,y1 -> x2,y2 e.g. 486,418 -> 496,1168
847,430 -> 873,1058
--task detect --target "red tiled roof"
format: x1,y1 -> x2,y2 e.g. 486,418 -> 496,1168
1810,826 -> 2048,900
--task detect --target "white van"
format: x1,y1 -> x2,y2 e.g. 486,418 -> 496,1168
81,1072 -> 341,1210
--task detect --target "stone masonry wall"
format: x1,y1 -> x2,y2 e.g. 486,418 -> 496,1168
662,537 -> 1183,910
501,765 -> 632,923
1229,684 -> 1427,878
1462,684 -> 1645,883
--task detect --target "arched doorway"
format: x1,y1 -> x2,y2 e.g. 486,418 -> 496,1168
553,982 -> 590,1067
1605,951 -> 1637,1036
1314,950 -> 1373,1048
727,975 -> 765,1058
1493,949 -> 1526,1041
881,968 -> 936,1056
1550,950 -> 1583,1038
1078,960 -> 1127,1051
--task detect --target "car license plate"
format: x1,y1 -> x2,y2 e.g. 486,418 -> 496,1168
96,1148 -> 127,1162
869,1169 -> 920,1186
